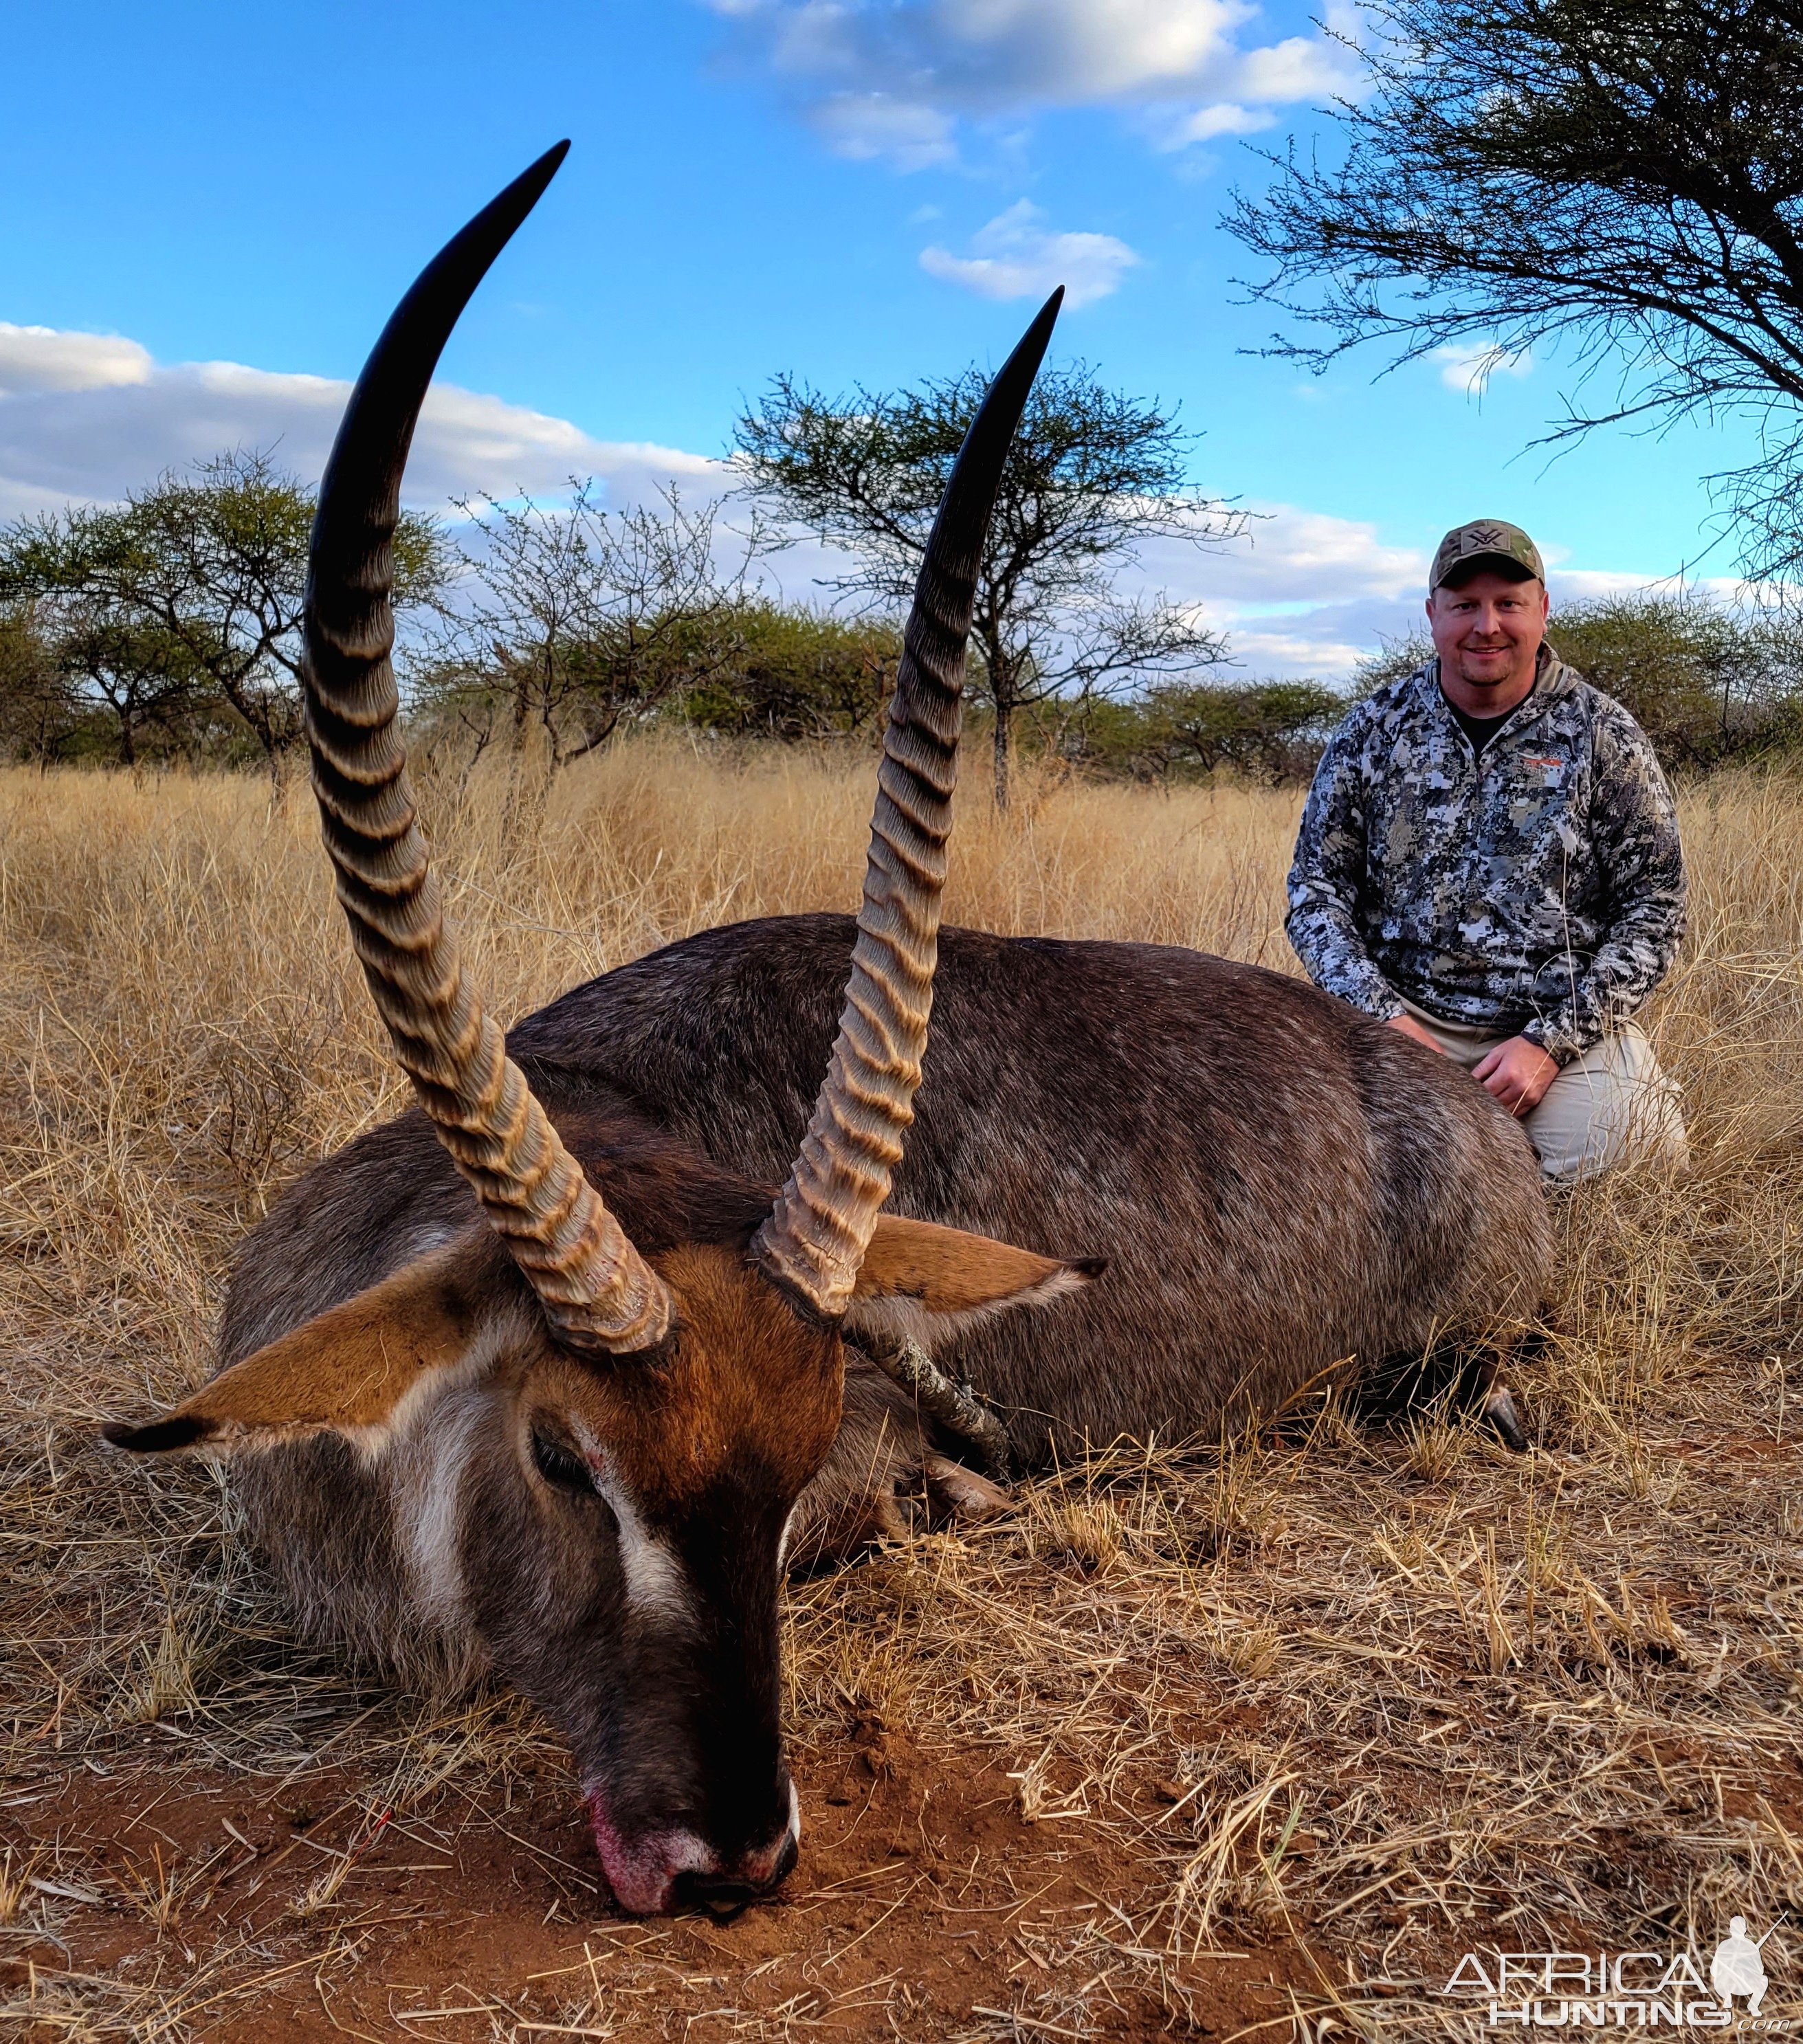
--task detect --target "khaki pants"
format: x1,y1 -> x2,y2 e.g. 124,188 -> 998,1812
1399,996 -> 1689,1186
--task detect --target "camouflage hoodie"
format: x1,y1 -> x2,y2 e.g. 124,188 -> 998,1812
1285,651 -> 1685,1061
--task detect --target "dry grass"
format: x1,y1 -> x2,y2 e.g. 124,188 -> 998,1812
1,737 -> 1801,2039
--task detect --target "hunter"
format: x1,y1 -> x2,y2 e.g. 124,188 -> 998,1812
1287,518 -> 1688,1184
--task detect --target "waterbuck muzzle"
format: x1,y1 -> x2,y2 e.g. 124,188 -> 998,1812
102,142 -> 1065,1914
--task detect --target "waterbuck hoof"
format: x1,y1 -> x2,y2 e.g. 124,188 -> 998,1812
923,1452 -> 1013,1524
1483,1386 -> 1530,1453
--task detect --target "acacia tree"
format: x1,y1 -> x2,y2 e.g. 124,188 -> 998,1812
0,603 -> 81,762
734,362 -> 1241,808
1133,678 -> 1342,784
0,450 -> 446,775
58,612 -> 210,766
428,481 -> 779,766
1226,0 -> 1803,581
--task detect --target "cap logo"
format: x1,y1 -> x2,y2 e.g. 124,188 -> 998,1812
1430,518 -> 1543,589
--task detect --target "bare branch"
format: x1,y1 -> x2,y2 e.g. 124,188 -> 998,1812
1224,0 -> 1803,579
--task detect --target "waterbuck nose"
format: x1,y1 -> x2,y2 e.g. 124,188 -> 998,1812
760,1827 -> 800,1890
677,1824 -> 798,1916
675,1868 -> 761,1918
588,1785 -> 801,1915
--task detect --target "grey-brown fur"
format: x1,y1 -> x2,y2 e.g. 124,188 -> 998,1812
225,914 -> 1550,1679
512,917 -> 1551,1445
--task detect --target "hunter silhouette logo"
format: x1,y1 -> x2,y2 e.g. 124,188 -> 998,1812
1441,1918 -> 1791,2028
1712,1920 -> 1774,2016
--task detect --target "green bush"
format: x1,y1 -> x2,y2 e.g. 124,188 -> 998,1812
1066,678 -> 1342,785
672,605 -> 900,740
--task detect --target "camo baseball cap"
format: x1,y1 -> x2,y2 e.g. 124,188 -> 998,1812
1429,518 -> 1545,590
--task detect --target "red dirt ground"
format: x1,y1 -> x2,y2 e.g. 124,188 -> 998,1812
3,1721 -> 1334,2040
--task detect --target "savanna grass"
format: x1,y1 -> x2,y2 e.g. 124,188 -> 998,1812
1,739 -> 1800,2039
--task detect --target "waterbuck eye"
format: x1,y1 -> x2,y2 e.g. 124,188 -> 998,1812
531,1430 -> 595,1496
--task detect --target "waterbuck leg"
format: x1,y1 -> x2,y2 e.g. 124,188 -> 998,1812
1474,1331 -> 1536,1453
1483,1387 -> 1530,1452
852,1333 -> 1013,1483
922,1452 -> 1012,1524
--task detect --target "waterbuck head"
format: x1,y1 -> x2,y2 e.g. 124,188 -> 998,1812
104,146 -> 1081,1914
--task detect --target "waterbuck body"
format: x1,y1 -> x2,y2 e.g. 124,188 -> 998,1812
510,915 -> 1552,1447
230,915 -> 1548,1482
106,147 -> 1549,1918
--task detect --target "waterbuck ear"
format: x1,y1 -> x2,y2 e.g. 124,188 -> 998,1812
844,1213 -> 1103,1344
102,1240 -> 508,1456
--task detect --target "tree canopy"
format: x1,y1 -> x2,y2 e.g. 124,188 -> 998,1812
0,450 -> 447,768
1226,0 -> 1803,579
734,361 -> 1241,806
1055,678 -> 1338,785
673,604 -> 901,741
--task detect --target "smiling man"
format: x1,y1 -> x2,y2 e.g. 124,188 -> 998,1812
1286,519 -> 1688,1184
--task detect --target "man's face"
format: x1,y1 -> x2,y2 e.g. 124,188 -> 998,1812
1426,568 -> 1549,693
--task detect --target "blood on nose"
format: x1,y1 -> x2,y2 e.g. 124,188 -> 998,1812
587,1790 -> 800,1915
672,1831 -> 798,1918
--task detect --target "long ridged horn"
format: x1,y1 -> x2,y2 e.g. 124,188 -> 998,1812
751,289 -> 1063,1318
303,143 -> 672,1356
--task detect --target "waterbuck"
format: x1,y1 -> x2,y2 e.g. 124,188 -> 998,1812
107,144 -> 1553,1916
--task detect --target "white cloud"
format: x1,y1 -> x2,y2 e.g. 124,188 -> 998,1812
708,0 -> 1359,167
1121,502 -> 1740,681
745,0 -> 1250,101
2,322 -> 1718,685
1230,31 -> 1358,103
1171,102 -> 1275,142
0,322 -> 153,396
811,93 -> 957,167
0,322 -> 716,519
1118,500 -> 1427,678
920,201 -> 1140,307
1215,503 -> 1425,601
1430,340 -> 1534,395
1226,623 -> 1376,671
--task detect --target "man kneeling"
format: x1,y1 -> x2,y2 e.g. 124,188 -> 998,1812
1287,519 -> 1688,1185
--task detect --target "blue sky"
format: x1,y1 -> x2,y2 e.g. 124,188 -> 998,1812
0,0 -> 1758,676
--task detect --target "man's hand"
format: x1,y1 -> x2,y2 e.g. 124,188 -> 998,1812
1472,1035 -> 1560,1117
1385,1012 -> 1445,1054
